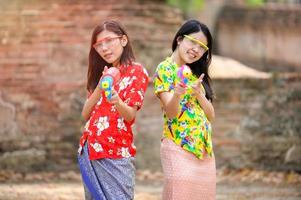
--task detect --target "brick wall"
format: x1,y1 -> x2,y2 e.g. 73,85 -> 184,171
218,75 -> 301,171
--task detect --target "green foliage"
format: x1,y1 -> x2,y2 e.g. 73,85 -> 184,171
167,0 -> 204,15
246,0 -> 265,7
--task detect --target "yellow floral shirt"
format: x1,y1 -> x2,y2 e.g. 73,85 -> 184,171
153,57 -> 213,159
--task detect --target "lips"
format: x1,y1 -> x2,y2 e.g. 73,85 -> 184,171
103,53 -> 113,60
187,50 -> 197,59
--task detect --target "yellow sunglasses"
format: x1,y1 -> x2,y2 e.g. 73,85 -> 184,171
184,35 -> 209,51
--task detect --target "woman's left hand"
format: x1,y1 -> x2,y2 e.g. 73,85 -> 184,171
191,73 -> 205,97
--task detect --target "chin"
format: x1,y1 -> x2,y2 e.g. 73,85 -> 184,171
184,59 -> 195,64
183,56 -> 196,64
105,58 -> 116,64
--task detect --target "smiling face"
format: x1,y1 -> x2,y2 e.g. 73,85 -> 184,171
93,30 -> 128,66
177,31 -> 208,64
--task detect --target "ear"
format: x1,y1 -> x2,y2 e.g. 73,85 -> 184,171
121,35 -> 128,47
176,36 -> 184,45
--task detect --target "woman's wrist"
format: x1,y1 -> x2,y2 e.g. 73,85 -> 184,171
195,89 -> 205,98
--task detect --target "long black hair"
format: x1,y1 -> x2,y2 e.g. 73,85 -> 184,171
172,19 -> 214,101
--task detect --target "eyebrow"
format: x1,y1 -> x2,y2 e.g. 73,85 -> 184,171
184,35 -> 209,51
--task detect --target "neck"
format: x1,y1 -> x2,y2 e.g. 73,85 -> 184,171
112,59 -> 121,68
171,49 -> 185,67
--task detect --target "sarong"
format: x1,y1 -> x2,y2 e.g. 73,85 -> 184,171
78,143 -> 135,200
160,138 -> 216,200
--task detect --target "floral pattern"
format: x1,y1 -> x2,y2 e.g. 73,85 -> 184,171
79,63 -> 149,160
153,57 -> 214,159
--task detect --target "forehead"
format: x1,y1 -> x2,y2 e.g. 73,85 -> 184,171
188,31 -> 207,44
96,30 -> 119,40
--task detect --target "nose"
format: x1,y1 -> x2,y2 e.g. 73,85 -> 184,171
99,44 -> 109,52
191,46 -> 201,54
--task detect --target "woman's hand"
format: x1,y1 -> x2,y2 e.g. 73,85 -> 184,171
108,89 -> 138,122
191,73 -> 205,97
191,73 -> 215,122
108,89 -> 121,105
174,82 -> 186,97
158,83 -> 186,119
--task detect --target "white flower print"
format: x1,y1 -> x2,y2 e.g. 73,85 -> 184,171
77,145 -> 83,155
157,85 -> 164,91
167,77 -> 173,84
179,121 -> 187,128
95,116 -> 109,135
108,149 -> 114,155
143,68 -> 149,77
121,147 -> 131,158
108,136 -> 115,143
137,90 -> 143,100
117,118 -> 127,131
179,130 -> 188,138
96,97 -> 103,106
132,76 -> 137,82
142,77 -> 146,84
90,142 -> 103,152
119,77 -> 132,91
111,105 -> 116,112
96,129 -> 103,136
84,120 -> 90,131
188,107 -> 195,115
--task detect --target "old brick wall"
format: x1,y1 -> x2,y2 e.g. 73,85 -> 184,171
215,5 -> 301,72
0,0 -> 183,171
213,76 -> 301,171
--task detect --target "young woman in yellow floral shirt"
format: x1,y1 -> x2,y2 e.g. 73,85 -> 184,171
153,20 -> 216,200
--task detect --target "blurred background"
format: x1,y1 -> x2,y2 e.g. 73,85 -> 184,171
0,0 -> 300,199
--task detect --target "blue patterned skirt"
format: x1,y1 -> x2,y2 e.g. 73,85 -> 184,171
78,143 -> 135,200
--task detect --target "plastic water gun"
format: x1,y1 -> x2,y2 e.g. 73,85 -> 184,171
177,65 -> 192,87
99,67 -> 121,100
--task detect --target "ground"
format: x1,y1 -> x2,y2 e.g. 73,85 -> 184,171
0,169 -> 300,200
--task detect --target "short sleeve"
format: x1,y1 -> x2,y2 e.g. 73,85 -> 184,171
123,65 -> 149,110
153,62 -> 175,96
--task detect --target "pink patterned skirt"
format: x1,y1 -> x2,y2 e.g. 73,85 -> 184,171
160,138 -> 216,200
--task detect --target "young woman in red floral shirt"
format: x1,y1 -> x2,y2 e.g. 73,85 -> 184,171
78,20 -> 148,200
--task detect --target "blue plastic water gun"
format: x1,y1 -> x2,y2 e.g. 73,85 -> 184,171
99,67 -> 121,100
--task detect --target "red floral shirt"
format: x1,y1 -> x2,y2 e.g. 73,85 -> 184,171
78,63 -> 149,160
